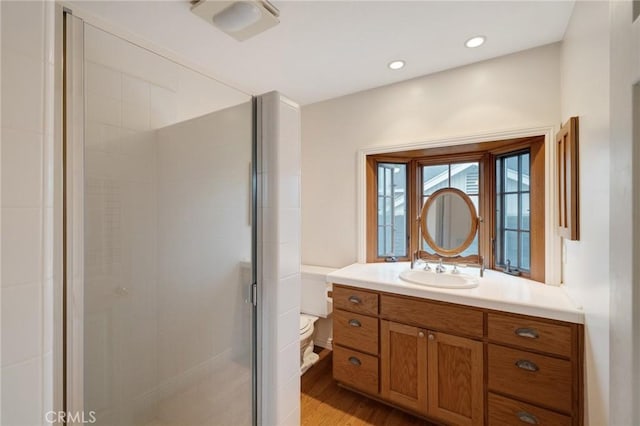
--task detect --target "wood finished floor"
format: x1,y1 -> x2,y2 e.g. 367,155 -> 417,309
301,349 -> 437,426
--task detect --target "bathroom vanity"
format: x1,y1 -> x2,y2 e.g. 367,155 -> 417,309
328,263 -> 584,426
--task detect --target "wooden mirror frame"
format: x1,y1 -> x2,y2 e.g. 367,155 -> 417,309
419,187 -> 479,257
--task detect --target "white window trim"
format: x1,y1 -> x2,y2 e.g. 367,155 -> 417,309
356,126 -> 561,285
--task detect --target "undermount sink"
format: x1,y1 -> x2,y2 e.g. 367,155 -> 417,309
399,269 -> 479,289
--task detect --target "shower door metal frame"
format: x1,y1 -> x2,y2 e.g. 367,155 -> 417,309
59,6 -> 259,425
61,6 -> 86,421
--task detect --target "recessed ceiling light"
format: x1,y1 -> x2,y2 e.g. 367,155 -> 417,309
465,36 -> 486,48
388,60 -> 405,70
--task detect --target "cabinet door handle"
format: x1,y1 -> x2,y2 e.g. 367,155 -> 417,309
515,327 -> 539,339
348,319 -> 361,327
418,331 -> 425,338
348,356 -> 361,366
348,296 -> 361,305
515,359 -> 539,372
428,333 -> 435,341
516,411 -> 539,424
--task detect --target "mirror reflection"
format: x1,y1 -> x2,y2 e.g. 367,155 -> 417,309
420,188 -> 478,256
426,193 -> 473,250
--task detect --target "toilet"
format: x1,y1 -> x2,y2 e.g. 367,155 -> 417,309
299,313 -> 319,374
300,265 -> 336,374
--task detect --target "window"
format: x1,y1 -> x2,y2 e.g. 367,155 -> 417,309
366,136 -> 545,281
495,151 -> 530,271
377,163 -> 407,258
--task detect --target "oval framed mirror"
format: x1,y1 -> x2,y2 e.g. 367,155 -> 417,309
419,187 -> 478,257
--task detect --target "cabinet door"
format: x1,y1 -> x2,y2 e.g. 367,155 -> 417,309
427,331 -> 484,425
380,320 -> 428,414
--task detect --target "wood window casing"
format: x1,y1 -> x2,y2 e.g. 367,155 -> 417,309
556,117 -> 579,241
366,136 -> 546,282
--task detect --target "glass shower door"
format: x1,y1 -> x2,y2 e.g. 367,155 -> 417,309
79,22 -> 255,426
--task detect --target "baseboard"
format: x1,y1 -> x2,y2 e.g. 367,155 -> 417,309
314,336 -> 333,350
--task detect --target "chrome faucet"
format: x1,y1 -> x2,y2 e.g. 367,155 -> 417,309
435,259 -> 446,274
411,251 -> 431,270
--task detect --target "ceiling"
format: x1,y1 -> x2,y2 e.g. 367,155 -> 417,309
68,0 -> 575,105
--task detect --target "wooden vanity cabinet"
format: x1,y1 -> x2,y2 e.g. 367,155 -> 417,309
486,312 -> 582,426
427,331 -> 484,425
332,286 -> 380,395
380,293 -> 485,424
380,320 -> 428,414
332,284 -> 584,426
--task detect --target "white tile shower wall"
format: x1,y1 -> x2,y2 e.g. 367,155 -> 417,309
84,24 -> 247,126
1,1 -> 56,425
83,24 -> 253,425
0,1 -> 54,425
155,103 -> 252,385
84,28 -> 159,424
259,92 -> 302,426
0,6 -> 252,424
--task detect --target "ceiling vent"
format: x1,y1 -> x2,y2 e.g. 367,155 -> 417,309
191,0 -> 280,42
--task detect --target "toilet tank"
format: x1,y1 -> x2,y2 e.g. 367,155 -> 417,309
301,265 -> 336,318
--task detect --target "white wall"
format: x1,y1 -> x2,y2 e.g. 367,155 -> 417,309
609,1 -> 639,424
1,2 -> 56,424
301,43 -> 561,268
559,2 -> 610,424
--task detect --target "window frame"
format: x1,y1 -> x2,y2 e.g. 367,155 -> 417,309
495,150 -> 532,272
376,161 -> 409,259
366,156 -> 413,262
366,136 -> 545,282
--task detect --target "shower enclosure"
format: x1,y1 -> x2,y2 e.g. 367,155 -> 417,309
63,11 -> 256,426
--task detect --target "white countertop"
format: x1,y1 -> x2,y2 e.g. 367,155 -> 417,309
327,262 -> 584,324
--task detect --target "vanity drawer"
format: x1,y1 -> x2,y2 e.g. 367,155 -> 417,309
333,345 -> 379,395
488,393 -> 572,426
488,345 -> 572,414
333,285 -> 378,316
488,313 -> 573,358
333,309 -> 379,355
380,294 -> 483,338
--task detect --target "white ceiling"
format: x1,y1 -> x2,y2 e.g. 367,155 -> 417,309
68,0 -> 575,105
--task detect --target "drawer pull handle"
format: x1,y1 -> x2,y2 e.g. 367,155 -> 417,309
515,327 -> 539,339
515,359 -> 539,372
348,296 -> 361,305
516,411 -> 539,424
348,319 -> 362,327
348,356 -> 361,366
